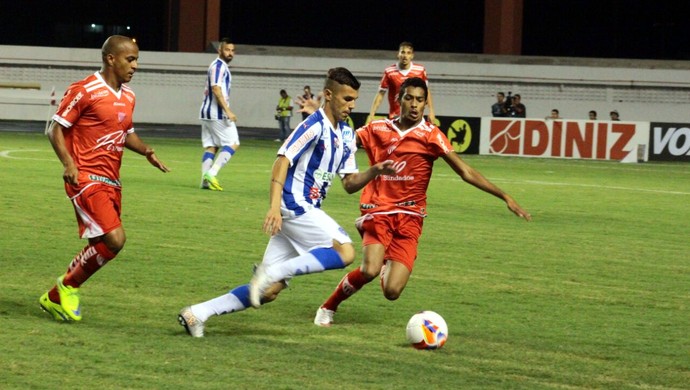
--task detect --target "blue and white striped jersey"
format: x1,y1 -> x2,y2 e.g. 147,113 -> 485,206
277,108 -> 359,218
200,58 -> 231,120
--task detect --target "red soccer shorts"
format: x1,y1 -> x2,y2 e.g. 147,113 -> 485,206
70,184 -> 122,239
359,213 -> 424,272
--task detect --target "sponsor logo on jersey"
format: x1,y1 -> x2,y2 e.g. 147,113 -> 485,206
60,91 -> 83,118
90,90 -> 109,100
287,128 -> 315,156
94,130 -> 127,152
313,168 -> 335,183
88,174 -> 122,187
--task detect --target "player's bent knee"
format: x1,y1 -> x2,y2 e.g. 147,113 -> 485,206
383,289 -> 402,301
108,235 -> 126,253
382,282 -> 405,301
96,230 -> 126,254
361,266 -> 381,280
334,243 -> 356,266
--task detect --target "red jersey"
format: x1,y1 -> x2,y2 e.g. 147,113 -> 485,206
52,72 -> 136,196
378,63 -> 429,118
357,118 -> 452,217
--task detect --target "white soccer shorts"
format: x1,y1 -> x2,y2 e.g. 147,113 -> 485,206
260,208 -> 352,269
201,119 -> 239,148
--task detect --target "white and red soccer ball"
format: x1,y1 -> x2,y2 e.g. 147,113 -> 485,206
406,310 -> 448,350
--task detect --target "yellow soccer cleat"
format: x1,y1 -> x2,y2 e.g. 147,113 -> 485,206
39,292 -> 70,322
203,172 -> 223,191
56,276 -> 82,321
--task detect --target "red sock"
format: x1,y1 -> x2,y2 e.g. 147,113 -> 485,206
48,242 -> 116,302
322,268 -> 371,311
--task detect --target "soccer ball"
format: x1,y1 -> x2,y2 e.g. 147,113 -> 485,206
406,310 -> 448,350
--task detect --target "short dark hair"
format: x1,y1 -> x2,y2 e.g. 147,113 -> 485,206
219,37 -> 233,45
398,77 -> 428,101
498,92 -> 505,97
325,67 -> 360,90
399,41 -> 414,51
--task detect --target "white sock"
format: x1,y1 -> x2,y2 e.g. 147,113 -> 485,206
190,284 -> 250,322
208,146 -> 234,176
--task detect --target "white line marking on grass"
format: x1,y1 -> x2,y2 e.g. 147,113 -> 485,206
516,179 -> 690,195
434,174 -> 690,195
0,149 -> 43,159
1,149 -> 270,173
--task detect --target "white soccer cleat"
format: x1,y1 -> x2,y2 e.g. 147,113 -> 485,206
178,306 -> 205,338
314,307 -> 335,327
249,264 -> 271,308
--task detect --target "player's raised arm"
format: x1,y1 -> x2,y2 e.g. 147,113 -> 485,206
295,94 -> 321,116
442,152 -> 531,221
367,90 -> 386,124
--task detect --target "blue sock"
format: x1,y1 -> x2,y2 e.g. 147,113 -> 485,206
267,247 -> 345,280
229,284 -> 250,308
310,247 -> 346,271
201,151 -> 215,175
202,151 -> 215,162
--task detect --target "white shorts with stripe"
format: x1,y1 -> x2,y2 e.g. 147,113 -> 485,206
261,208 -> 352,268
201,119 -> 239,147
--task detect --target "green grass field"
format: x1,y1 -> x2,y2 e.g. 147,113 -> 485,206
1,131 -> 688,389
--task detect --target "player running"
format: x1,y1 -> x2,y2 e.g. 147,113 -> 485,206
40,35 -> 170,322
314,77 -> 531,326
178,67 -> 396,337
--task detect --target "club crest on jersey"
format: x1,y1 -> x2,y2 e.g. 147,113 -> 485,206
342,128 -> 354,143
118,112 -> 127,123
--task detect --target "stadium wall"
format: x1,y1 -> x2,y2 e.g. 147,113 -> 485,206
1,44 -> 690,130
